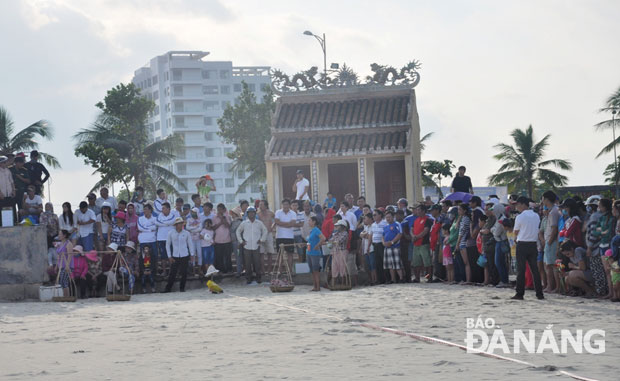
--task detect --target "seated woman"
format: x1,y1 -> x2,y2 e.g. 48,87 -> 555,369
559,240 -> 596,297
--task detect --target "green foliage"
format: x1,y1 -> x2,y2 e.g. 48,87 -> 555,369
422,160 -> 455,198
74,82 -> 185,197
0,105 -> 60,168
488,125 -> 572,198
602,157 -> 620,185
217,82 -> 276,193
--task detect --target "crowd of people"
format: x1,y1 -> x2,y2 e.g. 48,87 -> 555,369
3,161 -> 620,302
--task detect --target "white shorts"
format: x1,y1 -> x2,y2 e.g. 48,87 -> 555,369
260,232 -> 275,254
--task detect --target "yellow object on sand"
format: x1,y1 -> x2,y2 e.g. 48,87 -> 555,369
207,280 -> 223,294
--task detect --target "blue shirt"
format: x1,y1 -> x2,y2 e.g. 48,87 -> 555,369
403,214 -> 417,233
383,222 -> 402,248
324,197 -> 336,208
307,227 -> 322,256
354,209 -> 363,220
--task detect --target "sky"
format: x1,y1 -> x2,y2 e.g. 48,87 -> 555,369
1,0 -> 620,209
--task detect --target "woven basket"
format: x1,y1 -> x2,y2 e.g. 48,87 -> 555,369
106,294 -> 131,302
270,285 -> 295,293
329,284 -> 352,291
52,296 -> 77,302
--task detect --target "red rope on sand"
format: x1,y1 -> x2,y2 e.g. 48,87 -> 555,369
230,294 -> 599,381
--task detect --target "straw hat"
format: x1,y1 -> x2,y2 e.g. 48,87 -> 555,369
173,217 -> 185,225
125,241 -> 136,252
335,220 -> 348,228
73,245 -> 84,254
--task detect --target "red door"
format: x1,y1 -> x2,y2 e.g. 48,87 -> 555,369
374,160 -> 406,207
328,162 -> 358,206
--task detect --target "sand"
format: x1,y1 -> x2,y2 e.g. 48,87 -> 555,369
0,282 -> 618,380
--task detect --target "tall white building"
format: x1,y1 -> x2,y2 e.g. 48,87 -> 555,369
132,51 -> 271,206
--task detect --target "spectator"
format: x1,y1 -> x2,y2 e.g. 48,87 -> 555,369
59,202 -> 77,244
293,170 -> 310,201
95,187 -> 117,212
190,193 -> 203,214
71,245 -> 88,299
275,199 -> 297,273
329,220 -> 350,284
131,186 -> 146,216
456,204 -> 472,284
591,198 -> 615,296
306,216 -> 326,291
20,185 -> 43,222
450,165 -> 473,194
382,210 -> 404,283
174,197 -> 184,216
237,206 -> 268,284
155,202 -> 177,275
185,207 -> 203,272
75,201 -> 96,251
559,198 -> 583,247
512,196 -> 544,300
212,203 -> 233,273
87,193 -> 100,215
153,189 -> 167,215
291,200 -> 306,262
541,191 -> 561,293
0,156 -> 16,222
490,204 -> 510,288
24,150 -> 49,196
258,200 -> 276,271
355,196 -> 366,220
125,203 -> 139,244
199,219 -> 215,274
560,240 -> 596,297
164,217 -> 196,293
138,204 -> 158,279
371,209 -> 388,284
323,192 -> 336,209
109,211 -> 128,249
96,202 -> 113,251
40,202 -> 59,269
10,155 -> 30,211
411,204 -> 433,283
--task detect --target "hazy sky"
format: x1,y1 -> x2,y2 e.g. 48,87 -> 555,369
2,0 -> 620,208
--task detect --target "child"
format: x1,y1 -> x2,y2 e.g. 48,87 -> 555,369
359,213 -> 377,285
186,208 -> 203,275
140,245 -> 155,293
607,249 -> 620,301
442,224 -> 454,283
199,219 -> 215,275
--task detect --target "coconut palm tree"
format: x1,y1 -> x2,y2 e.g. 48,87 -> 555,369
593,85 -> 620,189
73,114 -> 185,196
488,125 -> 571,198
0,106 -> 60,167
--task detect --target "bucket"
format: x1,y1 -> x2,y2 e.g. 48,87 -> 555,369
294,262 -> 310,274
39,285 -> 63,302
1,207 -> 13,227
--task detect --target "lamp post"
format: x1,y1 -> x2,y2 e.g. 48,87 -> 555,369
303,30 -> 327,86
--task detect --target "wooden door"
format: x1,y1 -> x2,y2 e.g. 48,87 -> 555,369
281,165 -> 310,200
374,160 -> 406,207
328,162 -> 358,206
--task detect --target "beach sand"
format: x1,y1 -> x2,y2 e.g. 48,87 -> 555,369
0,282 -> 618,380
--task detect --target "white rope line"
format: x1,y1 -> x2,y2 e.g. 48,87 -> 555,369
229,293 -> 599,381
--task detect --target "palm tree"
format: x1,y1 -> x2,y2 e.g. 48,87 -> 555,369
594,85 -> 620,188
73,114 -> 185,196
488,125 -> 571,198
0,106 -> 60,167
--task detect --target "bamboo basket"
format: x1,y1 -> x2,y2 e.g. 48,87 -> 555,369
53,250 -> 77,302
105,250 -> 133,302
270,243 -> 302,293
327,246 -> 352,291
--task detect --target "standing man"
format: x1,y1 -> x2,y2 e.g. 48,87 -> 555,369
275,199 -> 297,273
258,200 -> 276,270
75,201 -> 96,251
24,150 -> 50,196
0,156 -> 16,222
155,202 -> 177,275
131,186 -> 146,216
450,166 -> 473,194
164,217 -> 196,293
237,207 -> 268,284
512,196 -> 544,300
10,154 -> 30,211
96,187 -> 117,212
382,210 -> 404,283
411,204 -> 433,283
292,170 -> 310,201
138,204 -> 158,276
153,189 -> 167,216
212,203 -> 233,273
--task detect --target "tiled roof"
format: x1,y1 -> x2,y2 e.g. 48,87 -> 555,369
268,130 -> 408,159
274,95 -> 410,130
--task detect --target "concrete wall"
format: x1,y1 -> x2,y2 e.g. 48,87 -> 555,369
0,225 -> 47,300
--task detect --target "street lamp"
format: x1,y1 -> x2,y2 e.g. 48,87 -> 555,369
602,106 -> 620,197
303,30 -> 327,86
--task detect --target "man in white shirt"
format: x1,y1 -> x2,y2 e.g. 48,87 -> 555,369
164,217 -> 196,293
338,201 -> 358,233
292,170 -> 310,201
95,187 -> 117,212
237,207 -> 268,284
274,199 -> 298,272
371,209 -> 388,284
512,196 -> 544,301
75,201 -> 96,251
153,189 -> 167,216
156,202 -> 178,275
